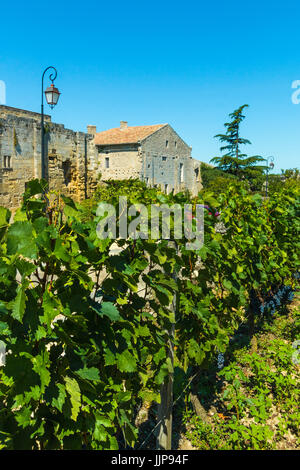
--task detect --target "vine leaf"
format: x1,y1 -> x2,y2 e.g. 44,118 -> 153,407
116,350 -> 137,372
75,367 -> 100,382
92,301 -> 121,321
11,285 -> 27,322
65,376 -> 81,421
7,221 -> 38,259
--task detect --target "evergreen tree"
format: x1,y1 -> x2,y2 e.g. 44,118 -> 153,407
210,105 -> 265,186
200,162 -> 237,190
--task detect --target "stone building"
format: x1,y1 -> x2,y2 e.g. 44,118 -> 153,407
0,105 -> 202,209
95,121 -> 201,195
0,105 -> 98,209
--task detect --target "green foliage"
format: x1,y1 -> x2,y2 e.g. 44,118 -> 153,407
267,168 -> 300,195
0,179 -> 172,449
200,163 -> 237,191
210,105 -> 265,188
184,304 -> 300,450
0,177 -> 299,449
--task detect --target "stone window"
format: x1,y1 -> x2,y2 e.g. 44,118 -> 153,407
105,157 -> 110,169
4,156 -> 12,169
180,163 -> 184,183
62,160 -> 72,186
195,167 -> 200,182
148,163 -> 151,168
165,183 -> 169,193
175,141 -> 177,148
166,140 -> 169,148
162,156 -> 167,161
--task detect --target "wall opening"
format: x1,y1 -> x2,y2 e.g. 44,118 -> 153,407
62,160 -> 72,186
180,163 -> 184,183
4,156 -> 12,169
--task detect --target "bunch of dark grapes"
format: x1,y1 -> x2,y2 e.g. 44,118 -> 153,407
251,282 -> 295,317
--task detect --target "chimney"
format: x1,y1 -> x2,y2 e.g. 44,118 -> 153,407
120,121 -> 128,130
87,125 -> 97,135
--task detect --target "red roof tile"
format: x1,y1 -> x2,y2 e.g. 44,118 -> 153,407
94,124 -> 167,145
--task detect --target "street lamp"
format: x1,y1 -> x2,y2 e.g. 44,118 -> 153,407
41,66 -> 61,180
45,83 -> 61,109
265,156 -> 274,197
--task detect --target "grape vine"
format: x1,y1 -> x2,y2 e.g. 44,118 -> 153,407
0,178 -> 298,449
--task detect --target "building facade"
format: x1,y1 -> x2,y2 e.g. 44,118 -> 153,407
0,105 -> 98,209
95,121 -> 201,195
0,106 -> 201,209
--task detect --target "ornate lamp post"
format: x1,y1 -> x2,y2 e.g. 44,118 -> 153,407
41,67 -> 61,180
265,156 -> 274,197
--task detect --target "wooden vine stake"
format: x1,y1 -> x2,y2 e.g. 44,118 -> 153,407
157,241 -> 177,450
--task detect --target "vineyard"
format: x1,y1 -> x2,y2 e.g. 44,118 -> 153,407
0,178 -> 299,450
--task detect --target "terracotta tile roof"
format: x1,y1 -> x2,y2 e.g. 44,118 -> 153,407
94,124 -> 167,145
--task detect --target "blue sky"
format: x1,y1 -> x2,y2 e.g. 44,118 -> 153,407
0,0 -> 299,172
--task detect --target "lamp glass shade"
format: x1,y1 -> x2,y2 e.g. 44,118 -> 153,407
45,84 -> 61,108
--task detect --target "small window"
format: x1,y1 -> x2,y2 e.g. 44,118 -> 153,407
180,163 -> 184,183
4,156 -> 12,169
166,140 -> 169,148
105,157 -> 110,169
148,163 -> 151,168
175,141 -> 177,148
162,156 -> 167,161
165,184 -> 169,193
62,160 -> 72,186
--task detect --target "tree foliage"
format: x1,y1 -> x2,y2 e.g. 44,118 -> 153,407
210,105 -> 265,189
200,163 -> 237,191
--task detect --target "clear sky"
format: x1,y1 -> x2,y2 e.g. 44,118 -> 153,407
0,0 -> 299,172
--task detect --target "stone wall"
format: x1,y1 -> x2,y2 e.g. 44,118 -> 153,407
0,105 -> 98,209
46,123 -> 98,200
140,125 -> 201,196
98,144 -> 142,180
